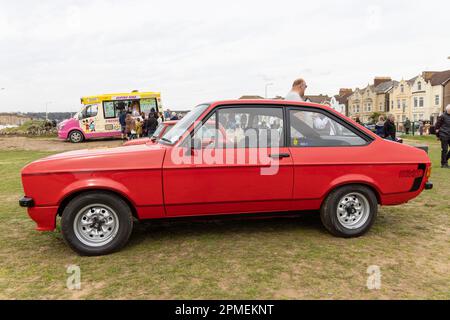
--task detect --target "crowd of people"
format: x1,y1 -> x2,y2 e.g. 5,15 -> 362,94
118,109 -> 162,140
114,102 -> 185,141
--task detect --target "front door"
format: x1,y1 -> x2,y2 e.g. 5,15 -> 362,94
79,104 -> 100,136
162,105 -> 294,216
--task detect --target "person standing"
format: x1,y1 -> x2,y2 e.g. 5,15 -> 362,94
164,109 -> 171,120
383,114 -> 396,141
418,120 -> 424,136
147,113 -> 159,137
424,121 -> 431,135
435,105 -> 450,168
157,112 -> 163,125
285,78 -> 307,101
375,116 -> 385,136
404,118 -> 411,135
135,118 -> 143,138
125,113 -> 136,140
118,107 -> 127,140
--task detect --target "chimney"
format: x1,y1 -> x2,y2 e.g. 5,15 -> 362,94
374,77 -> 392,87
422,71 -> 437,82
339,88 -> 353,97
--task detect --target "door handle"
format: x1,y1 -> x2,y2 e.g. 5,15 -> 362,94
269,153 -> 291,159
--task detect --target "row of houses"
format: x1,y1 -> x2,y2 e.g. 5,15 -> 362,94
340,70 -> 450,124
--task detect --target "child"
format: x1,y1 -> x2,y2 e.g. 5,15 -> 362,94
125,113 -> 136,140
136,118 -> 143,138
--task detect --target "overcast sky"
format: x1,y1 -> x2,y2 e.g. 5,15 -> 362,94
0,0 -> 449,113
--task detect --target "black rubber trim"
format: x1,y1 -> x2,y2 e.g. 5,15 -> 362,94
19,197 -> 35,208
410,164 -> 426,192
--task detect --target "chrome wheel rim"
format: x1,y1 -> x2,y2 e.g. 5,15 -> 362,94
71,131 -> 82,142
336,192 -> 370,229
73,204 -> 119,247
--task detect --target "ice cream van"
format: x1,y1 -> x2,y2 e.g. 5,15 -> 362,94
58,91 -> 162,143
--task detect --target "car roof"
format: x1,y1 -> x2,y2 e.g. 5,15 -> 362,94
203,99 -> 378,139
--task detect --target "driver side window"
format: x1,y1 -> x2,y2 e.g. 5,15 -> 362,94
83,105 -> 98,119
289,109 -> 366,147
191,113 -> 219,148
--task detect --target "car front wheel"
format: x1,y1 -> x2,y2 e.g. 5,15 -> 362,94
320,185 -> 377,238
69,130 -> 84,143
61,192 -> 133,256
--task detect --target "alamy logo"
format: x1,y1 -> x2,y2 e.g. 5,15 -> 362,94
366,265 -> 381,290
66,265 -> 81,290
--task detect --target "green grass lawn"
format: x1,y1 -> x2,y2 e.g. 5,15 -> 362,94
0,142 -> 449,300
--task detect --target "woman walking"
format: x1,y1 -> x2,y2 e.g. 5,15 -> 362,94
383,114 -> 396,141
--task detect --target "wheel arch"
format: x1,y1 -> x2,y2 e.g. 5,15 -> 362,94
57,188 -> 138,219
321,180 -> 382,207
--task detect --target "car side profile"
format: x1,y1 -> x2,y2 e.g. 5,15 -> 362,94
20,100 -> 433,256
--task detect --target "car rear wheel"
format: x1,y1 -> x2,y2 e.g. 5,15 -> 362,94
61,192 -> 133,256
320,185 -> 377,238
69,130 -> 84,143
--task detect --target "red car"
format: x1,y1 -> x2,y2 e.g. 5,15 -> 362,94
19,100 -> 433,256
122,120 -> 177,146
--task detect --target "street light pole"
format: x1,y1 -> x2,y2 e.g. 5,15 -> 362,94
265,83 -> 273,99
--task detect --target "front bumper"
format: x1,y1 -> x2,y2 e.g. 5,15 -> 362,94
58,130 -> 69,140
19,197 -> 57,231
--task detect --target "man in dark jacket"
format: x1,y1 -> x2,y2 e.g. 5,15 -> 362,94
383,114 -> 396,141
404,118 -> 411,135
435,105 -> 450,168
146,113 -> 159,137
118,103 -> 127,140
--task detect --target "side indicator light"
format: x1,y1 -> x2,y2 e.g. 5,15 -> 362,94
426,167 -> 432,179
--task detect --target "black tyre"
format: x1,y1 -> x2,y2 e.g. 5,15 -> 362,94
61,191 -> 133,256
69,130 -> 84,143
320,185 -> 377,238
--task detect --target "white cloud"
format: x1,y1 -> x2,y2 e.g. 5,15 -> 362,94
0,0 -> 449,112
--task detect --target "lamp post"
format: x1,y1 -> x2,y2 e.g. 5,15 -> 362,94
45,101 -> 53,121
265,83 -> 273,99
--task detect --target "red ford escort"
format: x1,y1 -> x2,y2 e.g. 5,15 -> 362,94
19,100 -> 433,256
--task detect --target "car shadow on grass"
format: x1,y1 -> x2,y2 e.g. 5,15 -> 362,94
126,212 -> 327,248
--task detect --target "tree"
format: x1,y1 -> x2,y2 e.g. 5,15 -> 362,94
368,112 -> 385,124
